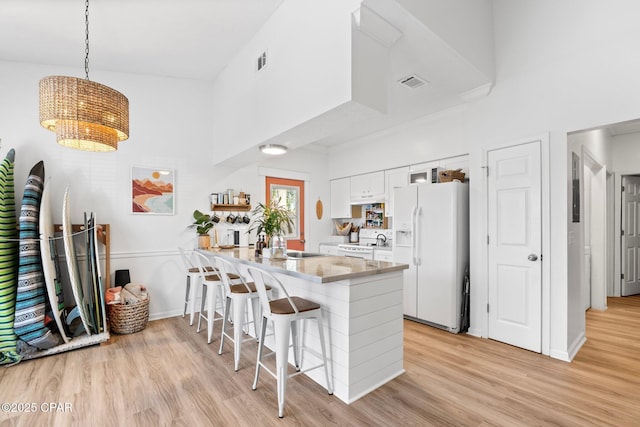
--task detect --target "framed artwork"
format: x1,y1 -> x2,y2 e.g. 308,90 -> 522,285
131,166 -> 175,215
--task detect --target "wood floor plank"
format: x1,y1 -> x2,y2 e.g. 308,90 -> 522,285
1,296 -> 639,426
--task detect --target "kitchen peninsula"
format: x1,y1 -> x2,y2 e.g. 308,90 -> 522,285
200,247 -> 408,404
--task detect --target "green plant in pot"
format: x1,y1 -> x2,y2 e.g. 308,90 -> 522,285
189,209 -> 215,249
248,197 -> 294,258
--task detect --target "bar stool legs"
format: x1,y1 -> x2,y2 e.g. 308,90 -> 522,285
216,256 -> 266,371
247,266 -> 333,418
196,278 -> 224,344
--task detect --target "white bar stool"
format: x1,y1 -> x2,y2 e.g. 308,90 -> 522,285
178,247 -> 214,326
216,256 -> 270,371
192,251 -> 227,343
246,266 -> 332,418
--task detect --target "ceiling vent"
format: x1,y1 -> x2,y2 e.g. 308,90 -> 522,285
398,74 -> 427,89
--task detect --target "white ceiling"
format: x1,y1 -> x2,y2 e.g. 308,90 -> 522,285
0,0 -> 283,81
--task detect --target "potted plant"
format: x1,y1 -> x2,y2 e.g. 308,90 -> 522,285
189,209 -> 215,249
248,197 -> 294,258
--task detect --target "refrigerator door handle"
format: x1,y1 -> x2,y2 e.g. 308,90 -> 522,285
411,205 -> 418,265
415,206 -> 422,266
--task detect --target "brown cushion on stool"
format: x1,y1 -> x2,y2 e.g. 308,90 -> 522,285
269,296 -> 320,315
189,266 -> 215,273
229,282 -> 272,294
204,274 -> 221,281
226,272 -> 241,280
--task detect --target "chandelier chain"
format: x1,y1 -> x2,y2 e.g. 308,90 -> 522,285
84,0 -> 90,80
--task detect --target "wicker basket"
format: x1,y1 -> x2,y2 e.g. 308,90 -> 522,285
107,298 -> 149,334
439,169 -> 466,183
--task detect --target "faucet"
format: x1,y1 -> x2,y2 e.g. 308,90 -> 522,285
376,233 -> 387,247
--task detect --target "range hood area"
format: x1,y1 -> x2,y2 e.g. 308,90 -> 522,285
211,0 -> 495,167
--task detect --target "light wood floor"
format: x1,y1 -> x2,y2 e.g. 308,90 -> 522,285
1,296 -> 639,426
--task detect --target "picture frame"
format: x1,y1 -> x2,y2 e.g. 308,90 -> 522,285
131,166 -> 175,215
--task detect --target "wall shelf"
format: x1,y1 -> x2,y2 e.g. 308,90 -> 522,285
211,204 -> 252,212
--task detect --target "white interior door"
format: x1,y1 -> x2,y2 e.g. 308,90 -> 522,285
487,141 -> 542,353
621,175 -> 640,296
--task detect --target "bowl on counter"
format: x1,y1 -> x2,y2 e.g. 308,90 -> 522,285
334,221 -> 352,236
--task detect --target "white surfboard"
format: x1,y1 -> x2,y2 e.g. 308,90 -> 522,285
91,213 -> 107,333
39,180 -> 70,343
62,186 -> 92,336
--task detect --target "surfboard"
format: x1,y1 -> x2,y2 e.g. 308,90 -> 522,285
0,149 -> 21,365
83,212 -> 97,332
92,216 -> 108,333
14,161 -> 61,349
62,186 -> 92,336
88,213 -> 106,333
39,179 -> 70,343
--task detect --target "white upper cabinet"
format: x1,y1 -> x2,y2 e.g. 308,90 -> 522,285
350,171 -> 385,203
385,166 -> 409,217
330,177 -> 352,218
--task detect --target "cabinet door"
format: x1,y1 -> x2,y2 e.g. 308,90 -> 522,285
369,171 -> 385,196
385,167 -> 409,217
319,244 -> 340,256
330,178 -> 352,218
350,174 -> 370,198
373,250 -> 393,262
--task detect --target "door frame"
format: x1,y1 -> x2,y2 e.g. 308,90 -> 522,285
581,147 -> 607,310
258,167 -> 310,247
481,133 -> 551,356
614,171 -> 640,297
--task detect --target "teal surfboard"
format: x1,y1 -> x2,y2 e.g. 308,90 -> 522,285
14,161 -> 61,349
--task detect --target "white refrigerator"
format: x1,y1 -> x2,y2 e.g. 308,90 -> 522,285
393,181 -> 469,333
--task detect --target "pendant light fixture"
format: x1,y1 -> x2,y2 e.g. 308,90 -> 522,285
39,0 -> 129,152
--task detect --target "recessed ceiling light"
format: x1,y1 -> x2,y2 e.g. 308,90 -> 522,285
259,144 -> 287,155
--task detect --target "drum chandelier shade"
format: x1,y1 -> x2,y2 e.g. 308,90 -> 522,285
38,0 -> 129,152
39,76 -> 129,152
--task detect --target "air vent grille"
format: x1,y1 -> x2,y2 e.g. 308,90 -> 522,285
398,74 -> 427,89
257,52 -> 267,71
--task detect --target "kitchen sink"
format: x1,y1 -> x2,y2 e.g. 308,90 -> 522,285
286,251 -> 326,259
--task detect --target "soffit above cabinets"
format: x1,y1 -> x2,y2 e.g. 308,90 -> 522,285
312,0 -> 495,149
212,0 -> 495,167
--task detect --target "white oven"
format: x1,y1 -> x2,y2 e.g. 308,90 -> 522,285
337,244 -> 374,259
337,229 -> 393,260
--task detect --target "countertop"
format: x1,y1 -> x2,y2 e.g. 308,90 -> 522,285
200,247 -> 407,283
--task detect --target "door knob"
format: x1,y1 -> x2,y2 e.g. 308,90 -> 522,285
528,254 -> 538,261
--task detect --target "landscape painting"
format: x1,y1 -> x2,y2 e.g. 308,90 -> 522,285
131,166 -> 175,215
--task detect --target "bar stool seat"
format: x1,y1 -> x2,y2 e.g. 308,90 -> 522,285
269,297 -> 320,314
216,256 -> 271,371
246,266 -> 332,418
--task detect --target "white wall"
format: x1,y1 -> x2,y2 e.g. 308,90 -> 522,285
566,129 -> 612,351
611,132 -> 640,172
211,0 -> 363,164
0,60 -> 216,320
327,0 -> 640,360
209,147 -> 333,253
0,58 -> 333,321
610,131 -> 640,297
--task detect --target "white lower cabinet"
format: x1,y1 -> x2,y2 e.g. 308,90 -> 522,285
319,244 -> 340,256
373,250 -> 393,262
